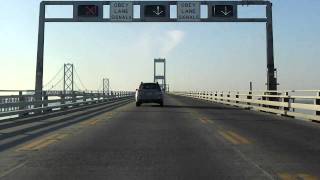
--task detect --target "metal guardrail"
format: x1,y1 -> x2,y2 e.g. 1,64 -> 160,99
0,90 -> 134,119
171,90 -> 320,122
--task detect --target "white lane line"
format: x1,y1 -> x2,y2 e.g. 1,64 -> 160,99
0,162 -> 26,179
231,146 -> 275,180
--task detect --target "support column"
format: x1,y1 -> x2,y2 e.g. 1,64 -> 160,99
35,2 -> 46,105
266,2 -> 278,91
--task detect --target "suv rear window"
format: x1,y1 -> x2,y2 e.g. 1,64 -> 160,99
140,83 -> 161,90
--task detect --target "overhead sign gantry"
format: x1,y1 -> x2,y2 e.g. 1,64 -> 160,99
35,1 -> 278,101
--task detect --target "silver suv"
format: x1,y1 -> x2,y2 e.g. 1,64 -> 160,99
135,82 -> 164,107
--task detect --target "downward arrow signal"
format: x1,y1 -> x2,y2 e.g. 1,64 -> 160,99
153,6 -> 163,16
221,6 -> 232,16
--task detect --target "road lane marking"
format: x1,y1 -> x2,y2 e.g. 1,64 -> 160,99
17,139 -> 51,151
106,112 -> 113,116
0,162 -> 26,179
89,119 -> 99,125
278,173 -> 318,180
81,118 -> 110,126
218,131 -> 251,145
199,117 -> 214,124
226,131 -> 251,144
81,119 -> 99,126
219,131 -> 240,144
16,133 -> 69,151
199,118 -> 208,124
31,139 -> 57,150
55,133 -> 69,140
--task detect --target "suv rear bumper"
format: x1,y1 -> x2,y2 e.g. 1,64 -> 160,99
137,99 -> 163,103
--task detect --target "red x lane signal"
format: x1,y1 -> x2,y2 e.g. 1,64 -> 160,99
78,5 -> 99,17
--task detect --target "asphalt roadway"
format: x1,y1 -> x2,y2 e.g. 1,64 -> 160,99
0,94 -> 319,180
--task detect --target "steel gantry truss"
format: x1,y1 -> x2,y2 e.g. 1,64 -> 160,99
35,0 -> 278,101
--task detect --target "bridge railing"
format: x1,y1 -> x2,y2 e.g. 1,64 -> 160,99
0,90 -> 135,120
171,90 -> 320,122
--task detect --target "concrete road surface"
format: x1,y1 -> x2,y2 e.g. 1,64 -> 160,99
0,95 -> 320,180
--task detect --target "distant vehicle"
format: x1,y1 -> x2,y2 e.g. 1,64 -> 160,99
135,82 -> 164,107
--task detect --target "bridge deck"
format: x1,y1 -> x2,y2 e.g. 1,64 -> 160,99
0,94 -> 320,180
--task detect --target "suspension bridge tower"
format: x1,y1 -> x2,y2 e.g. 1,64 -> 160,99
63,63 -> 74,93
103,78 -> 110,95
154,58 -> 166,92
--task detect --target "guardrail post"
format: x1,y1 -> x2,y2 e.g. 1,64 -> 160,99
220,92 -> 223,102
18,91 -> 24,111
262,92 -> 267,107
292,98 -> 295,112
72,91 -> 76,103
247,91 -> 252,106
43,91 -> 48,107
316,92 -> 320,116
110,91 -> 114,100
91,91 -> 94,102
236,91 -> 239,104
60,91 -> 66,110
83,91 -> 86,103
283,92 -> 290,112
97,91 -> 101,102
227,92 -> 230,103
43,91 -> 51,112
60,92 -> 65,105
18,91 -> 28,117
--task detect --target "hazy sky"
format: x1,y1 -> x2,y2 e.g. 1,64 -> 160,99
0,0 -> 319,91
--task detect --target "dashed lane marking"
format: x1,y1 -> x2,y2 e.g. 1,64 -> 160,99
219,131 -> 240,144
16,133 -> 69,151
199,117 -> 214,124
226,131 -> 251,144
218,130 -> 251,145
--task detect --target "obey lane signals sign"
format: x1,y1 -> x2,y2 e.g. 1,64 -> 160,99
177,2 -> 200,22
110,2 -> 133,21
